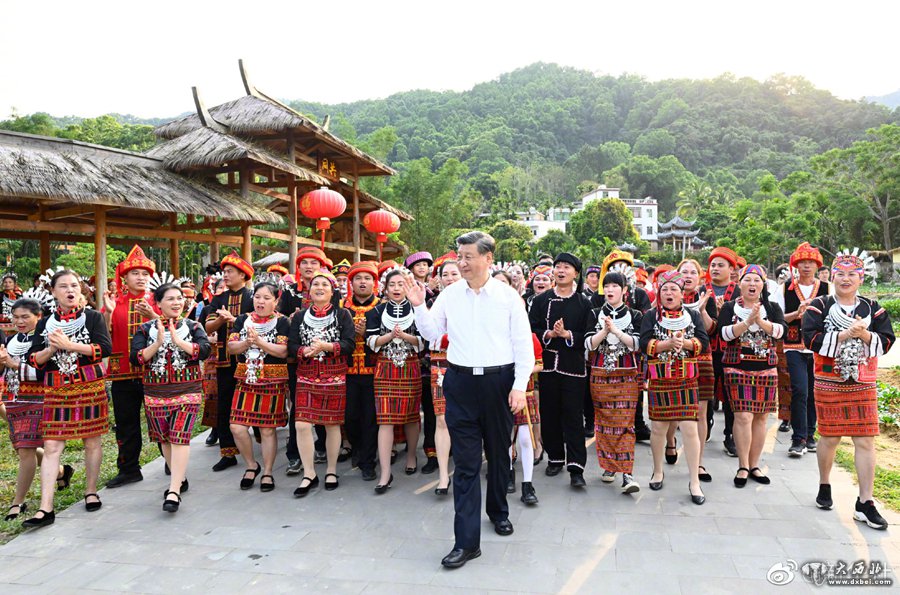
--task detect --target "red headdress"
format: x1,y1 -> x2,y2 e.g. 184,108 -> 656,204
115,244 -> 156,297
220,250 -> 253,280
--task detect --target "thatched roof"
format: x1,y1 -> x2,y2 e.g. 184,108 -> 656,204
0,130 -> 282,223
154,94 -> 395,176
146,126 -> 330,185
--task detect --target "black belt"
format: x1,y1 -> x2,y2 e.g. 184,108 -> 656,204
447,362 -> 514,376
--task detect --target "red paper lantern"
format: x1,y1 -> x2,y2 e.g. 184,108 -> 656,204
363,209 -> 401,260
300,187 -> 347,248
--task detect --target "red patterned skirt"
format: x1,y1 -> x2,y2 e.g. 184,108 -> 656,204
6,399 -> 44,449
648,377 -> 699,421
725,367 -> 777,414
815,380 -> 879,437
430,352 -> 448,417
41,379 -> 108,440
201,357 -> 218,427
144,382 -> 202,446
231,378 -> 288,428
513,371 -> 541,426
295,357 -> 348,426
375,355 -> 421,425
697,352 -> 714,402
590,366 -> 640,473
776,341 -> 792,421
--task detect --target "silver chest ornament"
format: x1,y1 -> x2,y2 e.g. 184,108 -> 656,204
653,309 -> 694,363
148,322 -> 192,377
242,317 -> 280,383
43,313 -> 89,376
825,301 -> 870,382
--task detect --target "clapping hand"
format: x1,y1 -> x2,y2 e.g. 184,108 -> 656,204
246,325 -> 261,347
217,308 -> 236,324
154,319 -> 167,345
672,330 -> 685,352
102,291 -> 116,313
403,275 -> 426,307
698,292 -> 710,310
797,298 -> 812,316
603,317 -> 616,333
135,299 -> 158,320
354,318 -> 366,336
170,320 -> 194,353
748,303 -> 762,324
848,316 -> 868,339
47,329 -> 70,353
0,345 -> 9,367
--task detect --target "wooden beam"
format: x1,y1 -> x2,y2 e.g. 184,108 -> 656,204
42,204 -> 113,221
169,214 -> 180,277
178,218 -> 252,232
241,225 -> 252,277
0,219 -> 96,235
2,230 -> 168,249
210,242 -> 220,266
94,208 -> 107,301
249,228 -> 291,242
39,231 -> 51,270
247,183 -> 292,202
103,224 -> 243,245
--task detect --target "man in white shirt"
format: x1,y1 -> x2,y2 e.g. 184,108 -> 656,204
406,231 -> 535,570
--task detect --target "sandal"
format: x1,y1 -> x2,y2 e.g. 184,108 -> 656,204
56,464 -> 74,490
259,474 -> 275,493
240,462 -> 262,490
84,493 -> 102,512
749,467 -> 771,485
324,473 -> 340,491
5,502 -> 27,521
698,466 -> 712,483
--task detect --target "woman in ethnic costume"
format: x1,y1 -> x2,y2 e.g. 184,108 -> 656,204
227,279 -> 290,493
803,250 -> 894,529
639,269 -> 709,505
0,294 -> 74,521
131,284 -> 210,512
674,259 -> 716,482
1,271 -> 23,336
366,268 -> 425,494
289,268 -> 355,497
717,265 -> 786,488
584,272 -> 643,494
25,270 -> 112,528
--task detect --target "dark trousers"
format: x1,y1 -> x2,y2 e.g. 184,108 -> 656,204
345,374 -> 377,472
216,363 -> 238,456
444,366 -> 514,550
712,351 -> 735,438
582,380 -> 594,432
538,372 -> 587,474
421,375 -> 436,457
285,363 -> 299,460
111,379 -> 144,474
787,351 -> 817,441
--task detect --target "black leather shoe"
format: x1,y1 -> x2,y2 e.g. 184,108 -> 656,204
84,493 -> 102,512
162,490 -> 181,513
293,475 -> 319,498
493,519 -> 514,536
649,472 -> 664,491
689,483 -> 706,505
734,467 -> 749,488
374,474 -> 394,494
665,438 -> 678,465
205,428 -> 219,446
698,466 -> 712,483
260,474 -> 275,492
56,464 -> 74,490
212,456 -> 237,472
778,420 -> 791,432
361,468 -> 377,481
181,478 -> 189,493
324,473 -> 339,491
106,471 -> 143,488
435,482 -> 450,496
421,457 -> 439,475
164,463 -> 171,476
240,463 -> 262,490
5,502 -> 27,521
441,547 -> 481,569
570,473 -> 586,488
749,467 -> 771,485
521,481 -> 538,505
507,467 -> 516,494
545,464 -> 563,477
22,509 -> 55,528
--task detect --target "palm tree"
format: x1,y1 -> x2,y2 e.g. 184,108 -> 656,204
675,178 -> 714,219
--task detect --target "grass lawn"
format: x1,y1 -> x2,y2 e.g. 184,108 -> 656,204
0,393 -> 207,544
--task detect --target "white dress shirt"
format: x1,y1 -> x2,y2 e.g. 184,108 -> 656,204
414,276 -> 536,392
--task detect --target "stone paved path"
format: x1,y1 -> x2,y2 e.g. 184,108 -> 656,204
0,409 -> 897,594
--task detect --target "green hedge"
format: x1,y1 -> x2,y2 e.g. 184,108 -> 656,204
881,299 -> 900,320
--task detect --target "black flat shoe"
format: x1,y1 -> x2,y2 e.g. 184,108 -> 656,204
181,478 -> 189,493
778,420 -> 791,433
405,459 -> 418,475
390,450 -> 397,465
259,474 -> 275,492
533,449 -> 544,466
698,466 -> 712,483
665,439 -> 678,465
337,447 -> 352,463
22,509 -> 54,528
162,490 -> 181,513
212,456 -> 237,472
374,474 -> 393,494
293,475 -> 319,498
689,483 -> 706,505
5,502 -> 27,521
749,467 -> 771,485
106,471 -> 143,489
421,457 -> 439,475
435,482 -> 450,496
734,467 -> 749,488
84,493 -> 102,512
441,547 -> 481,569
164,462 -> 171,476
56,464 -> 74,490
324,473 -> 339,491
649,472 -> 664,491
240,463 -> 262,490
545,464 -> 563,477
493,518 -> 514,536
570,473 -> 586,488
205,428 -> 219,446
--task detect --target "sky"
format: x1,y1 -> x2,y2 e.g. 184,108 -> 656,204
2,0 -> 897,120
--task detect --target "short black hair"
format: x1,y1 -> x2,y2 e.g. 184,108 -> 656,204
818,266 -> 829,273
153,283 -> 183,303
11,298 -> 42,317
49,269 -> 79,289
456,231 -> 495,255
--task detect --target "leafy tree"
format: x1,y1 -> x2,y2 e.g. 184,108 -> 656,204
603,155 -> 690,216
56,243 -> 128,280
633,129 -> 677,158
533,228 -> 575,257
568,198 -> 638,246
487,220 -> 533,243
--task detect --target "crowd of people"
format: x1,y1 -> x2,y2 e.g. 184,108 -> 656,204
0,235 -> 893,564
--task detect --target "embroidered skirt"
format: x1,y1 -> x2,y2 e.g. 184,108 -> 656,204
375,355 -> 421,425
201,358 -> 219,427
295,358 -> 348,426
430,354 -> 448,417
697,352 -> 714,402
776,341 -> 792,421
725,367 -> 778,414
41,379 -> 108,440
6,401 -> 43,449
648,378 -> 698,421
231,380 -> 288,428
145,392 -> 202,445
513,371 -> 541,426
590,366 -> 640,473
815,380 -> 879,437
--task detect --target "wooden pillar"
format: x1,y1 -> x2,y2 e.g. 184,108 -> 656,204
39,231 -> 51,270
94,208 -> 108,297
286,132 -> 298,274
169,214 -> 180,277
241,224 -> 252,286
352,164 -> 361,262
209,239 -> 220,267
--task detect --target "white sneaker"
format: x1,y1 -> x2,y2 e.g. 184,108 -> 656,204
622,474 -> 640,494
601,470 -> 616,483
